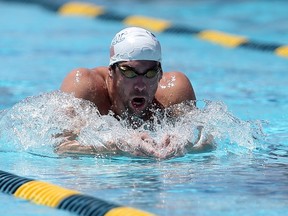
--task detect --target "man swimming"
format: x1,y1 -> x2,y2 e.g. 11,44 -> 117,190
56,27 -> 214,159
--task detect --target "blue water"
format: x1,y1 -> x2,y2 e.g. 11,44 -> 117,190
1,0 -> 288,215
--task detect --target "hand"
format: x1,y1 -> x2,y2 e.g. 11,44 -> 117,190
117,133 -> 180,159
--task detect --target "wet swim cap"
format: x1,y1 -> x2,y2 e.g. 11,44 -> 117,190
109,27 -> 162,65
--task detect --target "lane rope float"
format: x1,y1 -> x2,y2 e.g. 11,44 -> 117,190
1,0 -> 287,58
0,170 -> 156,216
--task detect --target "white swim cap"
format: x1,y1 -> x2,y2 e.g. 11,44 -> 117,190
109,27 -> 162,65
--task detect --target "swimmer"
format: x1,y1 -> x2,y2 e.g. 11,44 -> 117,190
56,27 -> 215,159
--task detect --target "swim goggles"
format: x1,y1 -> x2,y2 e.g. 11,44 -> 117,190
115,63 -> 161,79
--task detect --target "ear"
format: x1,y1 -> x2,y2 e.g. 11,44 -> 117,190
108,66 -> 113,78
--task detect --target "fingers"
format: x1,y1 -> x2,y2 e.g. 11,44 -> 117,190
136,137 -> 177,159
116,133 -> 180,159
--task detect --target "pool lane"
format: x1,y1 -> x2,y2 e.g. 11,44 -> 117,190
1,0 -> 287,59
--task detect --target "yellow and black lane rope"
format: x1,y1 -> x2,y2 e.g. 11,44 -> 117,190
1,0 -> 288,58
0,170 -> 155,216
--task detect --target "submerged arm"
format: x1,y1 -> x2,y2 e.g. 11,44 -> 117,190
54,131 -> 178,159
54,127 -> 215,158
54,131 -> 121,156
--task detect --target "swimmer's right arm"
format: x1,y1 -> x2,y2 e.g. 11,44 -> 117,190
53,130 -> 153,157
54,131 -> 178,159
60,68 -> 95,100
54,132 -> 122,156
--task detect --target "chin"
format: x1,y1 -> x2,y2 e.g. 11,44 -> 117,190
129,108 -> 146,117
128,104 -> 147,117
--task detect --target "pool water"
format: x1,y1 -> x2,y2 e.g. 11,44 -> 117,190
1,0 -> 288,215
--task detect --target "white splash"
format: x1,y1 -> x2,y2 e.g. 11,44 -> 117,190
0,91 -> 264,157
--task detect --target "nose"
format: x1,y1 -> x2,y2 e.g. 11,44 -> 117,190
134,79 -> 147,92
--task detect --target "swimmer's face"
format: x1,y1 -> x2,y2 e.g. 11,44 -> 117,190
111,60 -> 162,116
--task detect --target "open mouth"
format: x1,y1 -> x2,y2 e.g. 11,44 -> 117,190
131,97 -> 146,109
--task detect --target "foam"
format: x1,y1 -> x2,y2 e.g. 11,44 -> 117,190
0,91 -> 264,158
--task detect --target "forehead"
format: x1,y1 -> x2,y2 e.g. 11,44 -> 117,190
118,60 -> 158,68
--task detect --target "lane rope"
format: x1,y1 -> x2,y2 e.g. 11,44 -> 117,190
1,0 -> 287,58
0,170 -> 156,216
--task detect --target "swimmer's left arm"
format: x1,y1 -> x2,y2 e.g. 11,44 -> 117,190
158,72 -> 215,153
156,71 -> 196,109
129,131 -> 216,158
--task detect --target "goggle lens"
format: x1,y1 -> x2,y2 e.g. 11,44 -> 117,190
116,64 -> 160,79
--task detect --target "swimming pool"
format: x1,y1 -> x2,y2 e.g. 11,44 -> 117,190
1,0 -> 288,215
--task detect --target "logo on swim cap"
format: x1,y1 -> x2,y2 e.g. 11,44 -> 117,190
109,27 -> 162,65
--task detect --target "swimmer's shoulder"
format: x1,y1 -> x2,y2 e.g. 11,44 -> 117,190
156,71 -> 196,107
66,66 -> 108,80
61,66 -> 109,100
160,71 -> 190,85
